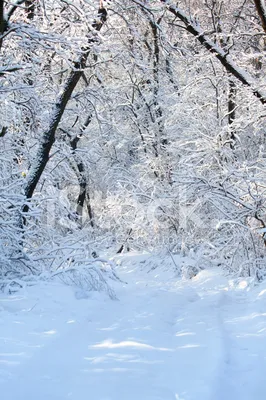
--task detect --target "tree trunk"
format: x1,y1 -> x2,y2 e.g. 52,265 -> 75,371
253,0 -> 266,33
25,0 -> 35,20
0,0 -> 5,50
70,114 -> 94,228
228,79 -> 236,148
24,5 -> 107,210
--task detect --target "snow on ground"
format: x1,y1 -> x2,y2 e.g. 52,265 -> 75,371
1,253 -> 266,399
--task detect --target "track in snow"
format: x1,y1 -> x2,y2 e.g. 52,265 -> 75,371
1,261 -> 266,400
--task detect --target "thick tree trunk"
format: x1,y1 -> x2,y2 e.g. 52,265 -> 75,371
24,68 -> 85,203
24,6 -> 107,210
0,0 -> 4,33
0,0 -> 5,50
1,0 -> 27,43
253,0 -> 266,33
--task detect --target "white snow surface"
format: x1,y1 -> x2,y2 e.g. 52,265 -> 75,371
1,253 -> 266,399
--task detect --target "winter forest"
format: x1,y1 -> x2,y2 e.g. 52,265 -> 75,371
1,1 -> 266,399
2,0 -> 266,280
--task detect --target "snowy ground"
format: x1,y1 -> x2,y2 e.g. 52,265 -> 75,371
1,254 -> 266,400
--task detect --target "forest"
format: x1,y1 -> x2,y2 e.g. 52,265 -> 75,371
2,1 -> 266,399
1,0 -> 266,287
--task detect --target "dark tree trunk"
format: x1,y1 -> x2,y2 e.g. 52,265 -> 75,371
69,114 -> 94,228
0,0 -> 4,33
1,0 -> 28,49
75,165 -> 94,228
253,0 -> 266,33
228,79 -> 236,148
76,176 -> 86,216
24,67 -> 85,204
25,0 -> 35,20
23,6 -> 107,211
0,0 -> 5,50
116,229 -> 132,254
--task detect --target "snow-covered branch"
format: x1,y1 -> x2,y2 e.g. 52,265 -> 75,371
160,0 -> 266,104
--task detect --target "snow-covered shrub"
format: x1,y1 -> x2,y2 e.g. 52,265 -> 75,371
51,263 -> 117,300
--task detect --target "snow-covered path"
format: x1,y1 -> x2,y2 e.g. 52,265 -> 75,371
1,259 -> 266,400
